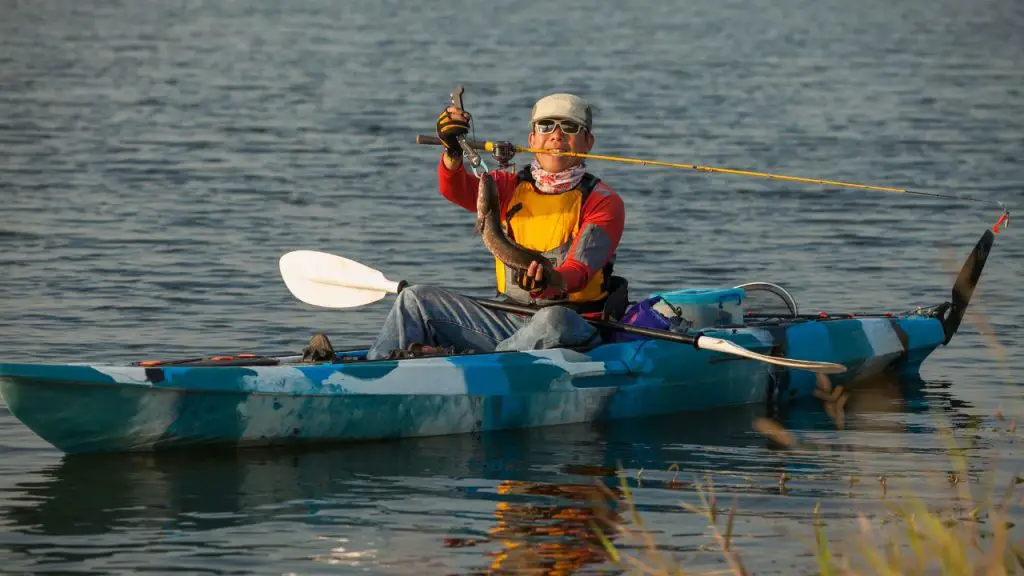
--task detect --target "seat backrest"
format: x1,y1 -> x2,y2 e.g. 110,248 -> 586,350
734,282 -> 799,317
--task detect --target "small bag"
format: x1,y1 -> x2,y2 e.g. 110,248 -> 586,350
615,296 -> 687,342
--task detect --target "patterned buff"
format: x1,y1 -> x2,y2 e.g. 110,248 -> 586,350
530,159 -> 587,194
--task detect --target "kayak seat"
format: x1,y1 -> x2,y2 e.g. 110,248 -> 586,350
582,275 -> 630,344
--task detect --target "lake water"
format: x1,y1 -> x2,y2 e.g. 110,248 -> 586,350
1,0 -> 1022,573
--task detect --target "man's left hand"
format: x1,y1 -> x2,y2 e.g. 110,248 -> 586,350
514,260 -> 567,300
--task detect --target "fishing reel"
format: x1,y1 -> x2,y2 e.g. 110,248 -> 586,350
488,140 -> 517,171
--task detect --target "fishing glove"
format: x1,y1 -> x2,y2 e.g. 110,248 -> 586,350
513,267 -> 566,300
512,268 -> 545,292
436,108 -> 470,158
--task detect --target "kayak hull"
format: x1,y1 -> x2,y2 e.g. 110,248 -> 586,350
0,314 -> 946,454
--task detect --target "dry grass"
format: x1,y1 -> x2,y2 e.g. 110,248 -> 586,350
586,372 -> 1023,575
587,431 -> 1022,574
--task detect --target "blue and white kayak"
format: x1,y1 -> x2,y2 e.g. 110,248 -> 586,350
0,231 -> 995,454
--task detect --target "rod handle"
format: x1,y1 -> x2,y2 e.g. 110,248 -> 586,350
416,134 -> 489,149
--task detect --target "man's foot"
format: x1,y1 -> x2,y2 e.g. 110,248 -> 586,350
302,333 -> 335,362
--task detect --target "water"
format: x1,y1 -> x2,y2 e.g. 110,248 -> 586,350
1,0 -> 1022,573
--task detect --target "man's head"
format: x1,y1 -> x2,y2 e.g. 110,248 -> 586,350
528,93 -> 595,173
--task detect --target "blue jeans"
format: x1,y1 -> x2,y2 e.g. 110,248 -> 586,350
365,285 -> 601,360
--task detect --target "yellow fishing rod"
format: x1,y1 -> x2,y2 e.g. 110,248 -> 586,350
416,134 -> 1011,234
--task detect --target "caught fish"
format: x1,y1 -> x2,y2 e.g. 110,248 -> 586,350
475,173 -> 566,292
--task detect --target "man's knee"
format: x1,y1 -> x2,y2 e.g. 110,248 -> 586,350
528,306 -> 598,348
531,305 -> 581,328
395,284 -> 444,307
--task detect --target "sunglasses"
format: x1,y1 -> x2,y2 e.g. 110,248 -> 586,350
533,119 -> 585,135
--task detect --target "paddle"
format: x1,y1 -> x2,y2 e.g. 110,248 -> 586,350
278,250 -> 848,375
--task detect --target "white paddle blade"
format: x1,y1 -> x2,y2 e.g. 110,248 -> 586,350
279,250 -> 401,309
696,335 -> 848,374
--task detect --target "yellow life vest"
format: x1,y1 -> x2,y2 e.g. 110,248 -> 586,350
494,168 -> 612,310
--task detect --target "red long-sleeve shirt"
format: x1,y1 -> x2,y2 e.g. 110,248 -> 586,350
438,158 -> 625,294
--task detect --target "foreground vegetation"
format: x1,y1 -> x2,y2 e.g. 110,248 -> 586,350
588,374 -> 1023,575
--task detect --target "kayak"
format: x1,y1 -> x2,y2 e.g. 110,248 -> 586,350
0,230 -> 994,455
0,312 -> 950,454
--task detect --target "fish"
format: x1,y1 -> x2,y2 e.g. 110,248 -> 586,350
475,173 -> 566,293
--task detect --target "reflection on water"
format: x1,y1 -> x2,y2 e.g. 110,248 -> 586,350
482,481 -> 622,575
1,0 -> 1022,571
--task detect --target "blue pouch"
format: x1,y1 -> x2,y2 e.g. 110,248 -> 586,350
615,296 -> 674,342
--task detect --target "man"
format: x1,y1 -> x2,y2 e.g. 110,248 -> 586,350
363,93 -> 626,360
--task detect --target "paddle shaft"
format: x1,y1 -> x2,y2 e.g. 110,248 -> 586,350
434,292 -> 846,374
457,292 -> 707,349
278,251 -> 848,374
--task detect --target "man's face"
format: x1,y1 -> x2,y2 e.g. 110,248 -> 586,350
528,118 -> 595,173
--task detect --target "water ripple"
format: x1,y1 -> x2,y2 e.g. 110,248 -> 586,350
1,0 -> 1022,573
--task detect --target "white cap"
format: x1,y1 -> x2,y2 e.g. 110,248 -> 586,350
531,93 -> 592,131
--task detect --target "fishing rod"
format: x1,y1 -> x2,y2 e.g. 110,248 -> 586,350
415,134 -> 1011,234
